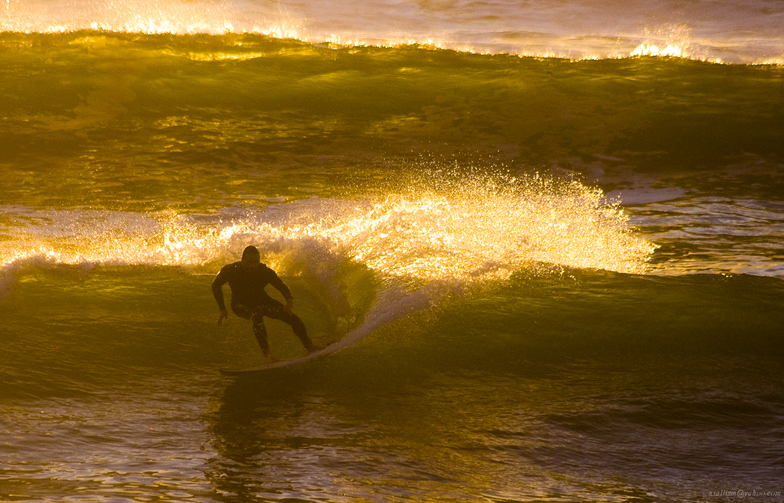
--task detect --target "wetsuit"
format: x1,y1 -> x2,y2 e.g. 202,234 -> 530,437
212,262 -> 313,355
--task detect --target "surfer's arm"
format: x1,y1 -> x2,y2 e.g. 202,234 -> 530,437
212,270 -> 230,325
267,269 -> 293,301
266,269 -> 295,313
212,273 -> 228,310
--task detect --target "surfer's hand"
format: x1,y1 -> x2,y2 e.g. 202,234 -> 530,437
217,309 -> 228,326
284,298 -> 294,315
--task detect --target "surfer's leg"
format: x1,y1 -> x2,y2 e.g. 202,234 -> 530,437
250,313 -> 270,356
231,303 -> 271,356
288,313 -> 314,351
264,300 -> 315,351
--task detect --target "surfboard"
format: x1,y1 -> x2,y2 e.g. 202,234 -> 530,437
218,306 -> 395,376
219,342 -> 339,376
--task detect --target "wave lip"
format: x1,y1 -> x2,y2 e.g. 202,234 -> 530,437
319,175 -> 656,281
0,172 -> 656,300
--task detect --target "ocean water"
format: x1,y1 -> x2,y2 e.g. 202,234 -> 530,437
2,0 -> 784,501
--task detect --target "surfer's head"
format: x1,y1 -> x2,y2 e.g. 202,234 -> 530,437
241,245 -> 260,269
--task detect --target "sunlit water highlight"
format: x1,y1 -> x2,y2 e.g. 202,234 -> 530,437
3,0 -> 783,63
0,174 -> 655,297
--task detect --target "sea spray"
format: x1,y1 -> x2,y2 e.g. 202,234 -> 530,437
1,171 -> 655,294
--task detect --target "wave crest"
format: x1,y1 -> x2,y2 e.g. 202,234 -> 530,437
1,172 -> 656,296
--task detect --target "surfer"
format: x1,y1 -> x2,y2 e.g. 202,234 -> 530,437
212,245 -> 317,359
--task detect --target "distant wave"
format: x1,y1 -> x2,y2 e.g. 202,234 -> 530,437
2,0 -> 783,64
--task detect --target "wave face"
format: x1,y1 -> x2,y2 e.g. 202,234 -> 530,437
1,18 -> 784,503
